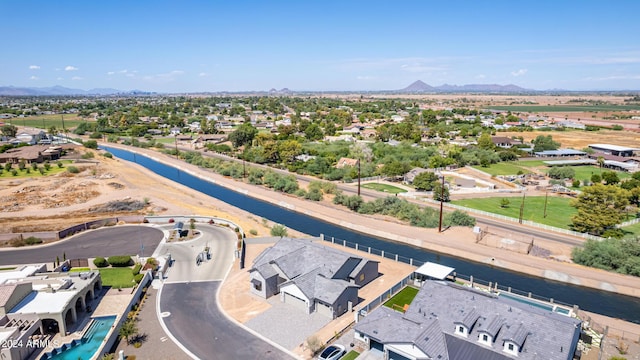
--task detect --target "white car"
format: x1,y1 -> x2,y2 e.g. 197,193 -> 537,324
318,344 -> 346,360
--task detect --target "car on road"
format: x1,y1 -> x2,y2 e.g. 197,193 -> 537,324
318,344 -> 345,360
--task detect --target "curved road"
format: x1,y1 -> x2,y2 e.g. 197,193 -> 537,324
0,226 -> 164,265
158,225 -> 294,359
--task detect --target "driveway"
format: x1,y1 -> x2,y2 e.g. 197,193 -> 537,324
0,225 -> 164,265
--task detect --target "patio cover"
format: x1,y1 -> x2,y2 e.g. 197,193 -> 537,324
414,262 -> 455,280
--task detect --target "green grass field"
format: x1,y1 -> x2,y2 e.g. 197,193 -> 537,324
472,162 -> 533,176
361,183 -> 407,194
0,161 -> 71,179
8,114 -> 86,130
565,165 -> 631,183
621,222 -> 640,239
488,105 -> 640,112
452,196 -> 577,229
69,267 -> 91,272
384,286 -> 419,310
98,268 -> 136,288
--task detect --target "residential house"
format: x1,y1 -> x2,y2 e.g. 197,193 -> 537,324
404,167 -> 433,184
491,136 -> 521,149
354,280 -> 581,360
335,157 -> 359,169
249,238 -> 378,319
15,129 -> 46,145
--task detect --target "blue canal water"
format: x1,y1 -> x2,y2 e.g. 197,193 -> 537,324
103,146 -> 640,324
45,315 -> 116,360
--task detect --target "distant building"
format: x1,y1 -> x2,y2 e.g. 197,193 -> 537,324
335,157 -> 358,169
534,149 -> 586,158
491,136 -> 520,149
588,144 -> 637,157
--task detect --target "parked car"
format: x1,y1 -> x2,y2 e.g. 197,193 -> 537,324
318,344 -> 345,360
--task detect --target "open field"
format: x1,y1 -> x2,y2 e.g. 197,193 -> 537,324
500,129 -> 640,149
472,163 -> 533,176
452,195 -> 577,229
570,165 -> 632,182
488,105 -> 640,112
0,160 -> 72,179
7,114 -> 86,130
361,182 -> 407,194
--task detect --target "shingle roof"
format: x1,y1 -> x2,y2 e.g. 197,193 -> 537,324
356,281 -> 581,360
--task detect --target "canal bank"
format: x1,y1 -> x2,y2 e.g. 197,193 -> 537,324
101,144 -> 640,323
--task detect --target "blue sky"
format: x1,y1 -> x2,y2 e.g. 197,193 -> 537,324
2,1 -> 639,92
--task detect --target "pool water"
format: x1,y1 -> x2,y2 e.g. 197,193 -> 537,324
45,315 -> 117,360
499,292 -> 572,316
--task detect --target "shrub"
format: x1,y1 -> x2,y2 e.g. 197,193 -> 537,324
249,229 -> 258,236
133,273 -> 144,283
305,188 -> 323,201
93,257 -> 109,268
270,224 -> 288,237
84,140 -> 98,149
103,152 -> 113,158
57,161 -> 64,168
81,152 -> 95,159
548,166 -> 575,180
132,264 -> 142,275
67,166 -> 79,174
107,255 -> 133,267
444,210 -> 477,227
24,236 -> 42,245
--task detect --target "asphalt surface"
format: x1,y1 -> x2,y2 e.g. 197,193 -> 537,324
158,225 -> 293,359
0,225 -> 164,266
161,282 -> 293,360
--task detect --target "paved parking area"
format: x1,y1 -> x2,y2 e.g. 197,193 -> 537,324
245,297 -> 332,350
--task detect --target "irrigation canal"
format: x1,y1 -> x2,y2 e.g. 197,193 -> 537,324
103,146 -> 640,324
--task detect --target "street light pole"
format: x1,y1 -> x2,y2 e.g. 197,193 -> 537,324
174,134 -> 179,159
438,175 -> 445,233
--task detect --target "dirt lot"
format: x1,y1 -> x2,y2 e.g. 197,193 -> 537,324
500,129 -> 640,149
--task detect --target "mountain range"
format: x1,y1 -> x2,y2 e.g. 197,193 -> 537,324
400,80 -> 531,92
0,86 -> 151,96
0,82 -> 535,96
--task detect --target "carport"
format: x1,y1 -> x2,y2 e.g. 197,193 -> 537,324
413,262 -> 455,287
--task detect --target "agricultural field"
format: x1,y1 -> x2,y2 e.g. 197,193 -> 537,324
500,130 -> 640,149
452,195 -> 577,229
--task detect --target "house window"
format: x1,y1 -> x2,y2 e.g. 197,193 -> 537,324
508,344 -> 514,351
359,274 -> 365,282
253,282 -> 262,291
478,333 -> 492,346
482,335 -> 488,342
456,325 -> 467,337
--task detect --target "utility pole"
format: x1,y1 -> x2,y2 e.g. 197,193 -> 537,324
242,151 -> 246,179
174,134 -> 179,159
543,191 -> 548,218
519,193 -> 526,224
357,159 -> 361,196
438,175 -> 445,233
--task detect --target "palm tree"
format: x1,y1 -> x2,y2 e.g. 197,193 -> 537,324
119,319 -> 138,345
597,156 -> 605,173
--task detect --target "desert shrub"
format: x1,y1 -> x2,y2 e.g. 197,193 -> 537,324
132,264 -> 142,275
107,255 -> 133,267
294,188 -> 307,197
24,236 -> 43,245
305,187 -> 323,201
320,181 -> 338,194
67,166 -> 79,174
84,140 -> 98,149
93,257 -> 109,268
133,273 -> 144,283
249,229 -> 258,235
102,152 -> 113,158
548,166 -> 575,180
270,224 -> 288,237
81,152 -> 95,159
444,210 -> 477,227
57,161 -> 64,168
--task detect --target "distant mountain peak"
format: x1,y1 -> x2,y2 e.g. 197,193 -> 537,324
402,80 -> 435,92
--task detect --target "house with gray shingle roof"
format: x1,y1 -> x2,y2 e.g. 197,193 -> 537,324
354,281 -> 581,360
249,238 -> 378,319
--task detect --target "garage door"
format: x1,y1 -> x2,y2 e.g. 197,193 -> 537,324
389,350 -> 412,360
283,292 -> 307,311
316,301 -> 333,318
370,339 -> 384,352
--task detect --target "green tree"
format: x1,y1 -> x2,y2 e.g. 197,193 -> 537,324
433,182 -> 450,202
84,140 -> 98,149
381,160 -> 410,178
477,133 -> 494,150
304,123 -> 324,141
500,198 -> 510,208
119,319 -> 138,345
228,123 -> 258,148
591,173 -> 602,184
601,171 -> 620,185
1,124 -> 18,138
532,135 -> 560,152
412,172 -> 438,191
570,184 -> 630,236
270,224 -> 288,237
277,139 -> 302,164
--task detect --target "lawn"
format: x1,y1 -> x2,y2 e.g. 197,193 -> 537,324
384,286 -> 419,311
98,268 -> 136,288
472,162 -> 532,176
452,195 -> 577,229
69,267 -> 91,272
11,114 -> 86,130
0,160 -> 72,179
361,183 -> 407,194
342,351 -> 360,360
564,165 -> 631,183
622,222 -> 640,239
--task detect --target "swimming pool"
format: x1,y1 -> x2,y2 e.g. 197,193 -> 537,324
499,292 -> 572,316
44,315 -> 117,360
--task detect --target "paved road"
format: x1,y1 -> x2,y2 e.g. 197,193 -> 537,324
158,225 -> 293,359
161,282 -> 293,360
0,225 -> 164,265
